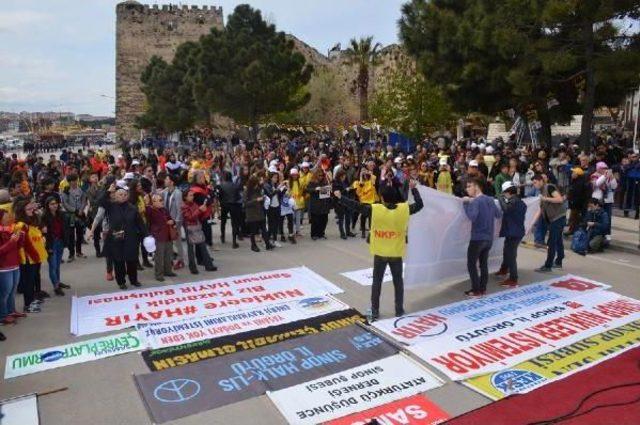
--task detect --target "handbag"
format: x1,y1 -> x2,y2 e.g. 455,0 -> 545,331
168,224 -> 179,241
186,224 -> 205,244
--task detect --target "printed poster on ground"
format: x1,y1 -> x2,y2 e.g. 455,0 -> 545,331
142,308 -> 366,371
5,331 -> 142,379
134,325 -> 397,424
325,394 -> 450,425
71,266 -> 343,336
463,319 -> 640,400
267,354 -> 444,425
409,291 -> 640,380
341,267 -> 394,287
373,274 -> 609,346
137,295 -> 348,349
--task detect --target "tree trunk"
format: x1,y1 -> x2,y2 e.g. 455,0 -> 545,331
580,20 -> 596,154
359,68 -> 369,122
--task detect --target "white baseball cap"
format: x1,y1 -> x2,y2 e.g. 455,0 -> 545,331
471,142 -> 478,148
469,160 -> 479,167
268,165 -> 278,173
301,161 -> 310,168
394,157 -> 402,164
131,160 -> 140,166
485,146 -> 494,154
502,181 -> 515,192
289,168 -> 299,175
123,172 -> 135,180
479,143 -> 486,150
115,180 -> 129,191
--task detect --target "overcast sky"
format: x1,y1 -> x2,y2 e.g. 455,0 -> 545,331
0,0 -> 405,116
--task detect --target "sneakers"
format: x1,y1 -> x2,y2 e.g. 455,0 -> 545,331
36,290 -> 50,300
156,277 -> 165,282
552,263 -> 563,269
288,236 -> 297,244
273,241 -> 282,248
395,309 -> 405,318
118,284 -> 127,290
1,316 -> 16,325
25,303 -> 41,313
535,266 -> 553,273
67,256 -> 75,263
232,242 -> 240,249
54,287 -> 65,296
173,260 -> 185,270
165,272 -> 177,277
205,265 -> 218,272
59,282 -> 71,289
366,309 -> 380,322
251,245 -> 260,252
465,290 -> 486,298
10,312 -> 27,319
280,235 -> 286,243
131,282 -> 142,287
494,268 -> 508,277
500,279 -> 519,288
76,253 -> 87,259
105,271 -> 114,281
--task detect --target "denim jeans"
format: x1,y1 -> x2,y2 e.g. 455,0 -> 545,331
545,216 -> 566,268
0,269 -> 20,320
48,238 -> 64,287
603,203 -> 612,235
534,216 -> 548,245
467,240 -> 493,293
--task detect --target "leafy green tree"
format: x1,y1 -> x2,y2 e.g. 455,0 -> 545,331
370,62 -> 453,140
192,5 -> 313,140
344,36 -> 382,122
400,0 -> 640,150
137,42 -> 205,134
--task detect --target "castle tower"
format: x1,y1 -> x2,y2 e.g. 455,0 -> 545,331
115,1 -> 223,140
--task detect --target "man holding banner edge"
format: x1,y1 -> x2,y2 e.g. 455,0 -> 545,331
334,180 -> 423,321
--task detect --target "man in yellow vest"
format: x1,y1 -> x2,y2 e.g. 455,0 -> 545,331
334,180 -> 423,321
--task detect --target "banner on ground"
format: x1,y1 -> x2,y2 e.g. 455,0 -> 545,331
463,319 -> 640,400
405,187 -> 539,288
409,291 -> 640,380
374,274 -> 609,345
142,309 -> 366,371
340,267 -> 394,286
267,355 -> 444,425
0,394 -> 39,425
71,266 -> 343,336
137,295 -> 348,349
4,331 -> 141,379
325,394 -> 450,425
134,325 -> 397,424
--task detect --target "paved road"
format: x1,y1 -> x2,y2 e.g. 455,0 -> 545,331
1,221 -> 639,425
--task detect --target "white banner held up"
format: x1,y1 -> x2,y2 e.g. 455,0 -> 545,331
409,291 -> 640,380
137,295 -> 348,349
5,331 -> 142,379
405,187 -> 539,288
71,266 -> 343,336
373,274 -> 610,345
267,354 -> 443,425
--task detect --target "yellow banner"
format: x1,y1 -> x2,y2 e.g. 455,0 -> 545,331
463,319 -> 640,400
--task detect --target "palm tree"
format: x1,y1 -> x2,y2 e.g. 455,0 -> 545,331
344,36 -> 382,122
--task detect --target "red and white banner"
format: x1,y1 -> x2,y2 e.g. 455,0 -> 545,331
267,355 -> 443,425
137,295 -> 348,349
373,275 -> 609,345
409,291 -> 640,380
326,394 -> 450,425
70,267 -> 343,336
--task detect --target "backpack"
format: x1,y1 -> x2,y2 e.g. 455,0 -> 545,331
571,228 -> 589,254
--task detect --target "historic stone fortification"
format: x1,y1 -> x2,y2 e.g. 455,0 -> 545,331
116,1 -> 410,138
116,1 -> 223,139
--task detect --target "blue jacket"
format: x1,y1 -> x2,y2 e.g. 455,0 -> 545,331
583,208 -> 609,237
498,195 -> 527,239
464,195 -> 503,241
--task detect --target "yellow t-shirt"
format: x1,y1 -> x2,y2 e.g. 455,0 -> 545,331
15,222 -> 48,264
353,175 -> 377,204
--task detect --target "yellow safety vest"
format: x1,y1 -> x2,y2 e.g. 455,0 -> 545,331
369,203 -> 409,257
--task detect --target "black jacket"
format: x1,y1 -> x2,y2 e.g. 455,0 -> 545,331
99,193 -> 147,261
498,195 -> 527,239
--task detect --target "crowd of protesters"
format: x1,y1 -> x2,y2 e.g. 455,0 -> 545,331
0,132 -> 638,338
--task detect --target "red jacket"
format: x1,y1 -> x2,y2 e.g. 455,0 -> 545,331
145,206 -> 172,242
0,225 -> 23,271
181,201 -> 210,226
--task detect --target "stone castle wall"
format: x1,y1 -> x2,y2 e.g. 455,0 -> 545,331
116,1 -> 223,139
115,1 -> 411,138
